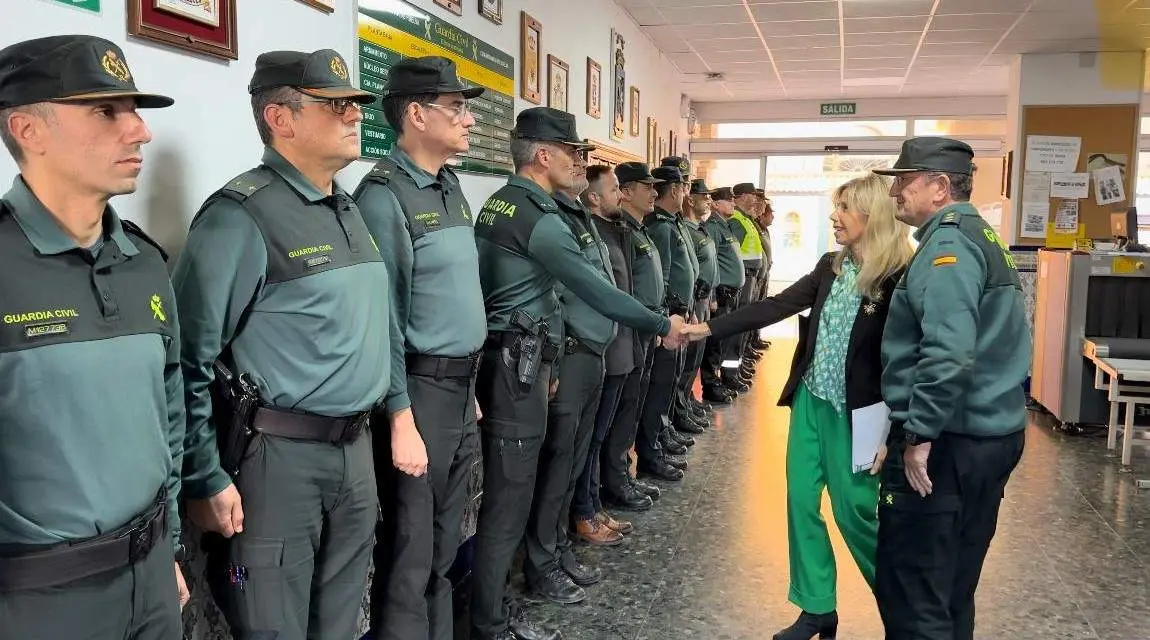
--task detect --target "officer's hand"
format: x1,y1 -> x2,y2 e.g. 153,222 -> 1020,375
549,379 -> 560,399
903,442 -> 933,496
188,483 -> 245,538
175,562 -> 190,610
870,444 -> 888,476
390,409 -> 428,477
663,315 -> 687,349
474,398 -> 483,422
710,300 -> 718,312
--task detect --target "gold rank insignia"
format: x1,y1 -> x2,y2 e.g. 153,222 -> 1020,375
150,294 -> 167,323
330,56 -> 349,81
932,255 -> 957,267
101,50 -> 131,83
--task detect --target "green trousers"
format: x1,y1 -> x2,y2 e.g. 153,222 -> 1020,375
786,382 -> 880,614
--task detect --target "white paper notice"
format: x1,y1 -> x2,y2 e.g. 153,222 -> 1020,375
978,201 -> 1003,227
1021,201 -> 1050,238
1022,171 -> 1050,203
1094,164 -> 1126,205
1025,135 -> 1081,173
1050,173 -> 1089,199
851,402 -> 891,474
1054,200 -> 1079,232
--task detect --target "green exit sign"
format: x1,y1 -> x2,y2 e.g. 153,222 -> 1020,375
821,102 -> 856,116
48,0 -> 100,12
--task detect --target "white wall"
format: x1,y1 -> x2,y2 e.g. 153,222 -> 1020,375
3,0 -> 685,254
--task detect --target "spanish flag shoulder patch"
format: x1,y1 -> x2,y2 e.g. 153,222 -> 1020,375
932,255 -> 958,267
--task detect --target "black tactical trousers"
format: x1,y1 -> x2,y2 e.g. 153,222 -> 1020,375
470,347 -> 552,639
525,350 -> 605,581
701,301 -> 733,389
730,272 -> 760,367
207,433 -> 378,640
875,429 -> 1025,640
676,301 -> 710,406
573,371 -> 628,520
636,343 -> 680,465
0,523 -> 179,640
370,370 -> 479,640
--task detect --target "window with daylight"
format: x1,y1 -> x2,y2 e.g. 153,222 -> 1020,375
715,120 -> 907,139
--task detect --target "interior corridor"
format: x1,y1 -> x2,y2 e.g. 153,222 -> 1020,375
518,339 -> 1150,640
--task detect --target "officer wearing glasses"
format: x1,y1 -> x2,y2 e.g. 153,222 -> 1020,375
353,55 -> 487,640
174,49 -> 403,640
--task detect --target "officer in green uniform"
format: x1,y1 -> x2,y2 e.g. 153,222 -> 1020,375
873,137 -> 1029,640
676,178 -> 720,419
700,187 -> 746,402
728,183 -> 765,385
612,162 -> 687,482
175,49 -> 400,640
0,35 -> 186,639
471,109 -> 683,640
352,56 -> 486,640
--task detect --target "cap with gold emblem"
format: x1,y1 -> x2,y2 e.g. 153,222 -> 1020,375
248,49 -> 376,105
711,186 -> 734,201
0,35 -> 173,110
384,56 -> 484,99
689,178 -> 711,195
512,107 -> 595,151
661,156 -> 690,175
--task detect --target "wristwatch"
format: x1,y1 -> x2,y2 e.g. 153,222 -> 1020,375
903,430 -> 934,446
174,543 -> 187,563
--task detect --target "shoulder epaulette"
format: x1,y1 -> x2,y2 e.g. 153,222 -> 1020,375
120,219 -> 169,262
220,169 -> 274,201
523,188 -> 558,212
939,210 -> 960,226
363,157 -> 399,187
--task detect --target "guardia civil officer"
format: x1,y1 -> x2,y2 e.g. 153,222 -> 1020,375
175,49 -> 402,640
699,186 -> 745,403
675,178 -> 720,419
0,35 -> 187,638
873,138 -> 1029,640
352,56 -> 486,640
524,151 -> 623,607
471,107 -> 685,640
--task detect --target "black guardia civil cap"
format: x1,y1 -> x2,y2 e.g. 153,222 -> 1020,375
651,166 -> 684,184
689,178 -> 711,195
512,107 -> 595,151
733,182 -> 757,197
249,49 -> 376,104
0,35 -> 173,109
711,186 -> 734,201
874,136 -> 975,176
384,56 -> 484,99
661,155 -> 690,174
615,161 -> 663,185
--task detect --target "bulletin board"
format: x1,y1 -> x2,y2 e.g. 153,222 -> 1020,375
1014,104 -> 1139,246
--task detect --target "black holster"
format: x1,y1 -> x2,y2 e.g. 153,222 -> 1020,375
693,279 -> 712,301
210,360 -> 261,478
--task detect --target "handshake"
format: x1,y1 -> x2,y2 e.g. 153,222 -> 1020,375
661,315 -> 713,349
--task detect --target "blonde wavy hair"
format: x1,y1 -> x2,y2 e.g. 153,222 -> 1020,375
831,173 -> 914,300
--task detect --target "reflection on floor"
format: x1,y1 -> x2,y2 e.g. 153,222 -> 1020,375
517,339 -> 1150,640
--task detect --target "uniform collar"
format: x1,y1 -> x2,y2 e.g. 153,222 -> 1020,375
653,206 -> 676,220
4,176 -> 138,257
913,202 -> 976,241
622,212 -> 646,230
553,191 -> 584,213
390,146 -> 448,190
262,146 -> 331,203
507,174 -> 555,204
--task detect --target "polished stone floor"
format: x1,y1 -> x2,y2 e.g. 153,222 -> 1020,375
517,339 -> 1150,640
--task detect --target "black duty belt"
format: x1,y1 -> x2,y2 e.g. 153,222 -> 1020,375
484,331 -> 561,363
0,490 -> 166,591
406,351 -> 482,379
251,406 -> 370,444
564,336 -> 597,356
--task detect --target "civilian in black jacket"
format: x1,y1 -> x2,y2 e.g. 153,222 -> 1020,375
684,173 -> 913,640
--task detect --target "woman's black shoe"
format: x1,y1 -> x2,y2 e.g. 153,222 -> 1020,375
772,610 -> 838,640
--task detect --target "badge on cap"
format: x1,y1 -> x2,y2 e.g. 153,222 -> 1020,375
330,55 -> 349,81
102,50 -> 131,83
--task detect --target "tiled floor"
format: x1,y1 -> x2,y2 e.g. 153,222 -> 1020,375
518,339 -> 1150,640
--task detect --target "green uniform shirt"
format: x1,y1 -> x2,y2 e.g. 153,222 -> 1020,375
353,148 -> 487,412
621,212 -> 666,311
474,176 -> 669,344
175,147 -> 404,499
685,219 -> 719,289
881,202 -> 1031,440
645,207 -> 697,311
0,177 -> 184,549
554,193 -> 617,354
703,214 -> 746,289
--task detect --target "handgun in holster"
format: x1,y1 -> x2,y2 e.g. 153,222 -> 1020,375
664,292 -> 689,317
693,279 -> 712,301
508,309 -> 549,389
209,360 -> 261,478
715,285 -> 737,308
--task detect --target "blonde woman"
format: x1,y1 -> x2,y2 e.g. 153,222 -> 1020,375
685,173 -> 914,639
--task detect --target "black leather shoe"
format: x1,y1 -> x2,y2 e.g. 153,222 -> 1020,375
507,609 -> 564,640
724,379 -> 750,394
738,365 -> 756,379
603,485 -> 653,511
659,434 -> 688,456
772,610 -> 838,640
638,459 -> 684,481
692,399 -> 713,413
702,387 -> 733,403
662,453 -> 688,470
531,567 -> 586,604
669,428 -> 695,447
630,478 -> 662,500
676,418 -> 705,435
561,551 -> 602,586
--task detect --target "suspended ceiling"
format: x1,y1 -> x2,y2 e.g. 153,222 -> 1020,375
616,0 -> 1150,102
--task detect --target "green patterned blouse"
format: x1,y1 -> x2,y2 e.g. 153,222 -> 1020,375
804,256 -> 862,413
